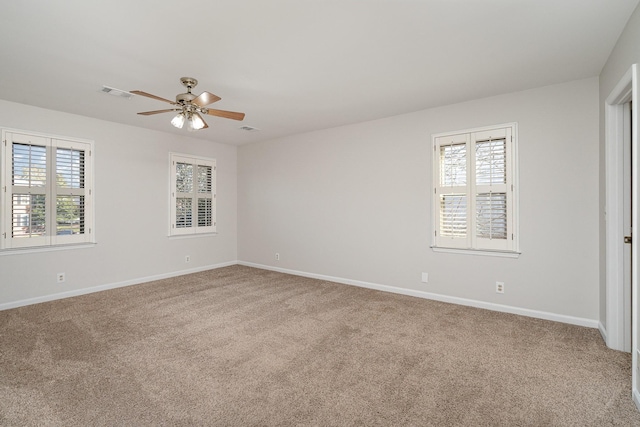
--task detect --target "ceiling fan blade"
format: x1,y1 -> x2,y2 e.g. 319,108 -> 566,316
205,108 -> 245,121
192,91 -> 221,107
137,109 -> 178,115
130,90 -> 176,105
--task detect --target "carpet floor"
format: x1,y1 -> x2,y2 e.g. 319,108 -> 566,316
1,265 -> 639,426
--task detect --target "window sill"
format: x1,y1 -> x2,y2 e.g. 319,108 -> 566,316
168,232 -> 218,240
0,242 -> 97,256
431,246 -> 520,258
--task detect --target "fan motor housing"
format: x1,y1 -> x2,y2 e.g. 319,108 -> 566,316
176,93 -> 197,104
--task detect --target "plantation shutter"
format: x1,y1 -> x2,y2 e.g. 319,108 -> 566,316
471,128 -> 512,251
170,154 -> 216,235
2,132 -> 92,249
5,133 -> 50,248
434,133 -> 470,249
52,138 -> 92,246
432,124 -> 516,253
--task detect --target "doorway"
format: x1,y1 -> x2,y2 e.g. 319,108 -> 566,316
605,63 -> 638,408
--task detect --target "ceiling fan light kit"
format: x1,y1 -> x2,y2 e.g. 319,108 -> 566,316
131,77 -> 245,131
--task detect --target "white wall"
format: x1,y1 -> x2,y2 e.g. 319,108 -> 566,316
598,3 -> 640,329
238,78 -> 600,323
0,100 -> 238,308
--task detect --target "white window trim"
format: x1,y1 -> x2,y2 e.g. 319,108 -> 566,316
169,152 -> 216,236
431,122 -> 520,257
1,128 -> 95,251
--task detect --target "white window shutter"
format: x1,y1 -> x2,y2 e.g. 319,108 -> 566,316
1,130 -> 94,250
434,133 -> 470,249
169,153 -> 216,236
433,124 -> 517,253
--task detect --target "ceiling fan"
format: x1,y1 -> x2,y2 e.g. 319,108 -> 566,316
131,77 -> 245,131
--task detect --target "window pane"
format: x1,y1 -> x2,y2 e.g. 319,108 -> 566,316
12,143 -> 47,187
440,143 -> 467,187
176,198 -> 192,228
56,148 -> 85,189
12,194 -> 46,238
197,165 -> 212,193
176,163 -> 193,193
56,196 -> 84,235
476,192 -> 507,239
198,198 -> 212,227
440,194 -> 467,237
476,139 -> 506,185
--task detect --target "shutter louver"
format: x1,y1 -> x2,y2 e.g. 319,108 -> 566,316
12,143 -> 46,187
476,192 -> 507,239
12,194 -> 46,238
176,198 -> 192,228
440,194 -> 467,237
476,139 -> 506,185
56,147 -> 86,236
440,143 -> 467,186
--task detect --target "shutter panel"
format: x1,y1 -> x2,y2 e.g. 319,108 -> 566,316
434,134 -> 470,248
52,139 -> 91,245
472,128 -> 512,251
7,134 -> 50,248
476,192 -> 507,239
440,194 -> 467,237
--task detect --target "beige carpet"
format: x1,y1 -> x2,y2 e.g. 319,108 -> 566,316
1,265 -> 639,426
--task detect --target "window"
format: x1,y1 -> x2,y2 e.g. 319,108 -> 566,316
169,153 -> 216,236
1,130 -> 94,249
432,123 -> 518,254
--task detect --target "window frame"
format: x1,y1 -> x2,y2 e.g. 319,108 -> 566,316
169,152 -> 216,237
431,123 -> 519,257
1,128 -> 95,251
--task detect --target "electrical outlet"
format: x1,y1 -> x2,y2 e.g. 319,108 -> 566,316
421,272 -> 429,283
185,255 -> 191,263
57,273 -> 65,283
496,281 -> 505,294
275,253 -> 280,261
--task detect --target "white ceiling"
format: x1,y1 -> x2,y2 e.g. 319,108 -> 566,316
0,0 -> 637,145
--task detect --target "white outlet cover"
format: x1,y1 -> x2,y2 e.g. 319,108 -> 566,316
421,272 -> 429,283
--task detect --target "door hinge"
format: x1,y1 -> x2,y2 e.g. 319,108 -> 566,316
625,235 -> 632,244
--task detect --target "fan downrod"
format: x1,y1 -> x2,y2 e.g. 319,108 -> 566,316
180,77 -> 198,91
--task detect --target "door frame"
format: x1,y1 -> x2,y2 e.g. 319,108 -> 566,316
605,63 -> 638,406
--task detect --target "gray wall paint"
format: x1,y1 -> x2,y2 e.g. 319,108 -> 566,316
239,78 -> 600,321
598,3 -> 640,328
0,100 -> 238,306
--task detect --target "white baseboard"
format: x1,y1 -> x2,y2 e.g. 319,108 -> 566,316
0,261 -> 237,312
598,322 -> 608,343
634,389 -> 640,411
238,261 -> 599,329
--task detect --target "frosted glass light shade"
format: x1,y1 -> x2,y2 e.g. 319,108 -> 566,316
188,113 -> 206,131
171,113 -> 186,129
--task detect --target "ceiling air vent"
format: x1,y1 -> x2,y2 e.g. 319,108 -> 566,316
101,86 -> 133,99
239,125 -> 260,132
